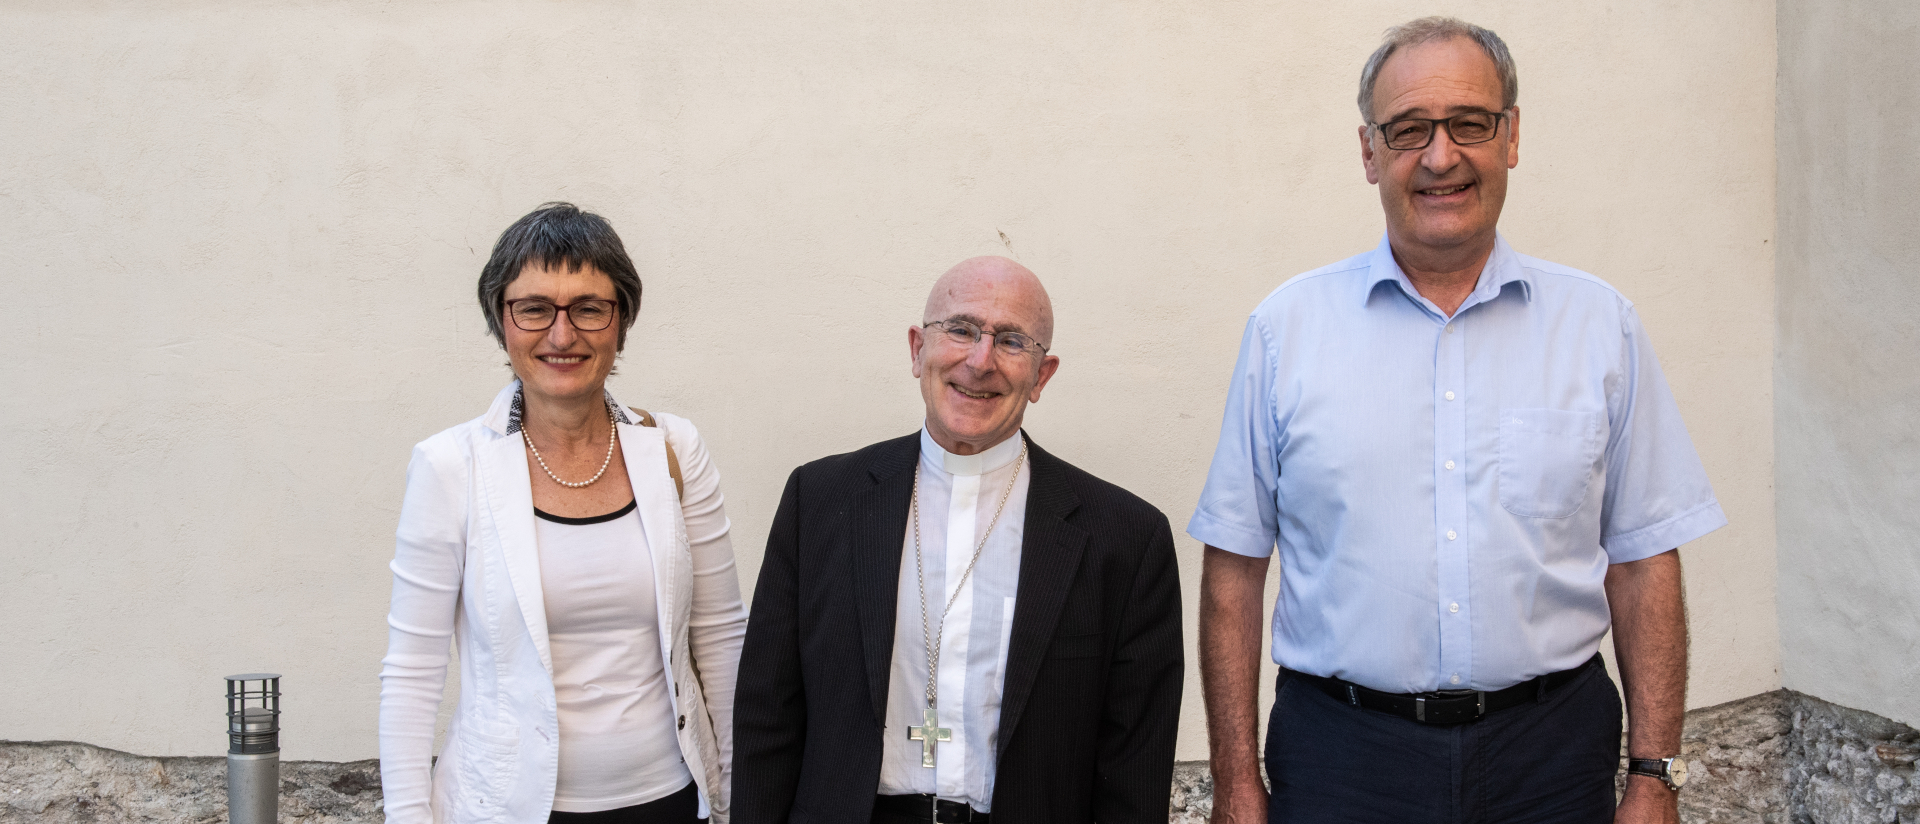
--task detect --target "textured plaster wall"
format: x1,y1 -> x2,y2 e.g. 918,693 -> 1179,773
1775,0 -> 1920,727
0,1 -> 1777,762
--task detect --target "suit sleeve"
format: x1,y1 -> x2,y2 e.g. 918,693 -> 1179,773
1094,513 -> 1185,823
730,467 -> 808,824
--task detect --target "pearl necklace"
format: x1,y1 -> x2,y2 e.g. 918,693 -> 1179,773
523,407 -> 618,488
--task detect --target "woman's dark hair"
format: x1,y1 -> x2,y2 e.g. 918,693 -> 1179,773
477,202 -> 643,350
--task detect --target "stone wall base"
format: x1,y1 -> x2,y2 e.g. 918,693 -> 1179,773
1172,690 -> 1916,823
0,744 -> 378,824
3,690 -> 1914,823
1785,693 -> 1920,822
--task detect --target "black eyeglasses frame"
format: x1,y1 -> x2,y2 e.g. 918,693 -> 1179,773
1370,110 -> 1511,151
503,298 -> 620,333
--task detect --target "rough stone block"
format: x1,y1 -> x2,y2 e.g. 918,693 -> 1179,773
2,689 -> 1912,823
0,741 -> 380,824
1169,761 -> 1214,823
1784,692 -> 1918,824
1665,689 -> 1793,823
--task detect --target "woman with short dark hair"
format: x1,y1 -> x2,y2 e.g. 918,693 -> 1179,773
380,203 -> 744,824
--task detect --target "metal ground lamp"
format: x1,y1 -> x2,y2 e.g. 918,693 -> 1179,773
225,674 -> 281,824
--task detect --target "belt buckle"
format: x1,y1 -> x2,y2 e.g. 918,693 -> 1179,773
1418,689 -> 1486,723
933,797 -> 975,824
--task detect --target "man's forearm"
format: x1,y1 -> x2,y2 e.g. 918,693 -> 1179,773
1199,546 -> 1271,785
1606,550 -> 1688,762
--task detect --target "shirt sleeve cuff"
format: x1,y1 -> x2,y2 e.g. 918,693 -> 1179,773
1187,512 -> 1277,558
1603,498 -> 1729,563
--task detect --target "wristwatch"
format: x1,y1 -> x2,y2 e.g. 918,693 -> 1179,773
1627,756 -> 1689,791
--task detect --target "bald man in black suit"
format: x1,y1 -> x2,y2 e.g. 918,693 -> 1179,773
731,257 -> 1184,824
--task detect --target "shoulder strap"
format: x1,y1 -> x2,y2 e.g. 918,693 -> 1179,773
627,407 -> 685,500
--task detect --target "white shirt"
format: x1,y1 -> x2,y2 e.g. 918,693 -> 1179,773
534,501 -> 693,812
877,429 -> 1030,810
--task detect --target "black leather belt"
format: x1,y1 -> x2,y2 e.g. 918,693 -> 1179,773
873,794 -> 990,823
1287,653 -> 1601,725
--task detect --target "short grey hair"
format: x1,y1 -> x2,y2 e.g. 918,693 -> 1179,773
1357,17 -> 1517,122
476,202 -> 643,351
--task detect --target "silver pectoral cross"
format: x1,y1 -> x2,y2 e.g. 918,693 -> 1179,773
907,705 -> 952,767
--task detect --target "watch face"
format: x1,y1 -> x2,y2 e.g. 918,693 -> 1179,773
1668,757 -> 1689,788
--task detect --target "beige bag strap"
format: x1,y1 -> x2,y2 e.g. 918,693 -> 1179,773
628,406 -> 720,800
627,407 -> 685,500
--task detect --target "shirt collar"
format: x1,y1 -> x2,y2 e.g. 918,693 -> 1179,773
1363,232 -> 1533,311
484,379 -> 635,436
919,427 -> 1025,477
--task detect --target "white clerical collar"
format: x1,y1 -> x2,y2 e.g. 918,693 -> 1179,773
919,427 -> 1025,477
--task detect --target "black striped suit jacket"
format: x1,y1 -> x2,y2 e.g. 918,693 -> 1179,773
731,432 -> 1184,824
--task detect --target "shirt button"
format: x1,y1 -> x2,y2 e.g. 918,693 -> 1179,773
1446,324 -> 1455,335
1445,391 -> 1456,401
1451,674 -> 1462,685
1445,460 -> 1456,470
1449,602 -> 1460,613
1446,530 -> 1458,541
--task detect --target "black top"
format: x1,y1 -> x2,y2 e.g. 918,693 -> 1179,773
533,499 -> 636,525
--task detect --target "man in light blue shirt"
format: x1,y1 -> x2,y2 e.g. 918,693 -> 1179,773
1192,17 -> 1724,824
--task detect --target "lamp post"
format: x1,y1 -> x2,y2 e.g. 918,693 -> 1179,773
225,674 -> 281,824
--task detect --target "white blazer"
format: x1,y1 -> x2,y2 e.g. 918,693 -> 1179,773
379,381 -> 747,824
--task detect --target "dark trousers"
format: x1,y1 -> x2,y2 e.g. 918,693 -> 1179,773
548,781 -> 704,824
1265,664 -> 1623,824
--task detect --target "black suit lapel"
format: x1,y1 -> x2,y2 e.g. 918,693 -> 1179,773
995,436 -> 1087,760
852,433 -> 921,727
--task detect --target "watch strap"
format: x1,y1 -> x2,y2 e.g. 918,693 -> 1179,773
1626,758 -> 1667,777
1627,757 -> 1684,790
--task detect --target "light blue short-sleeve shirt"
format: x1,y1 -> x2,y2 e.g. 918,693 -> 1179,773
1187,235 -> 1726,693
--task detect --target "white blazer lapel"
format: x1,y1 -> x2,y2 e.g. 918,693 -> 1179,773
477,423 -> 554,675
618,419 -> 685,670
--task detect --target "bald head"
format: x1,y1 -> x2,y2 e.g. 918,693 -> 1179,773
910,255 -> 1061,455
922,256 -> 1054,349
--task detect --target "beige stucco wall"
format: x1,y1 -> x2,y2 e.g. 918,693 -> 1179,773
0,2 -> 1777,762
1775,0 -> 1920,727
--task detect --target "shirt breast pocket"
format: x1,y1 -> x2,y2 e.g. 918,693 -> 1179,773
1497,408 -> 1606,519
